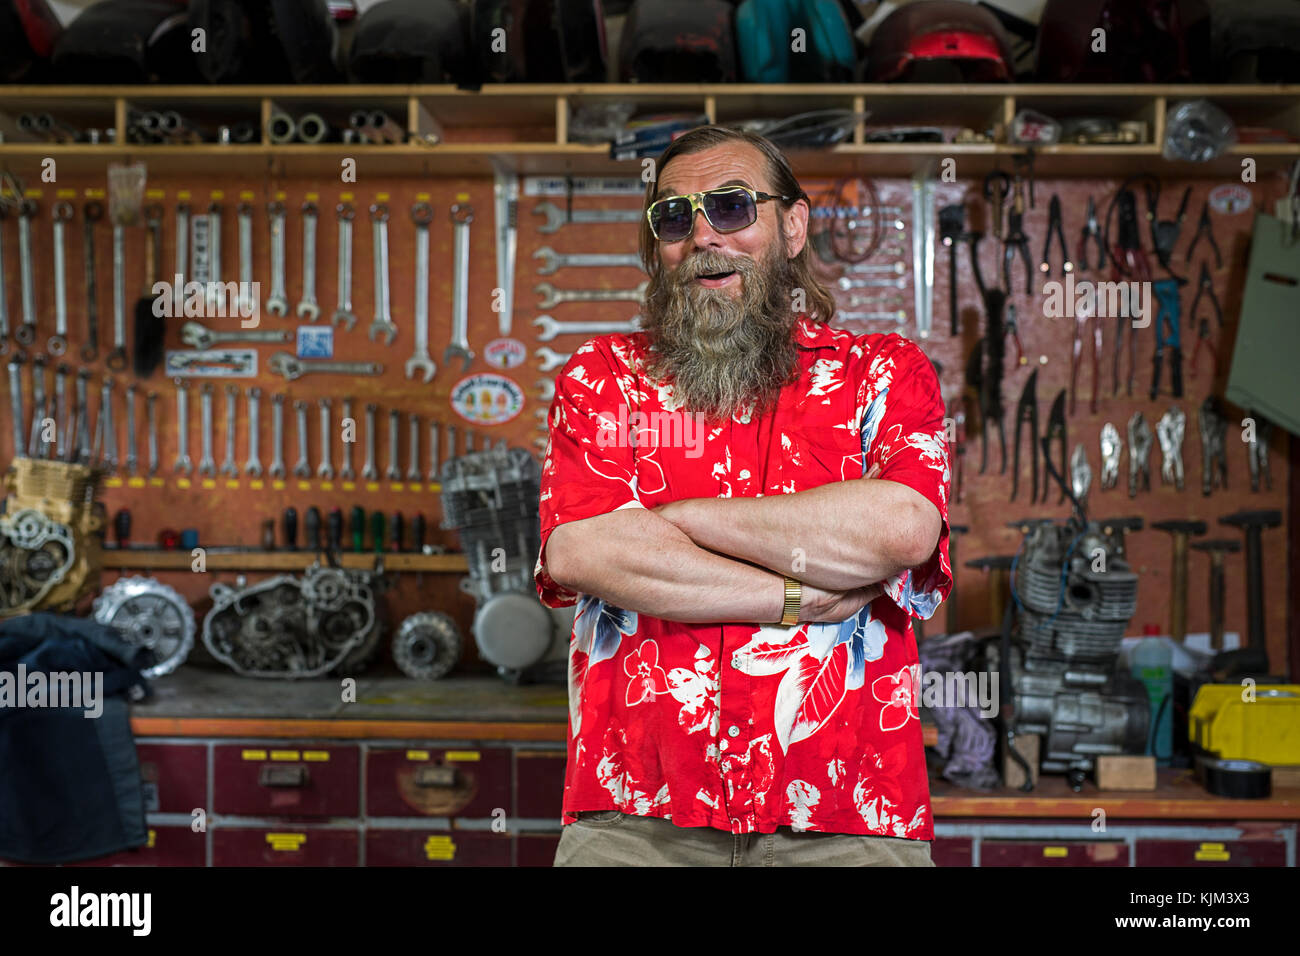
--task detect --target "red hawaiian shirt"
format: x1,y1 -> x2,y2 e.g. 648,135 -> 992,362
534,316 -> 952,839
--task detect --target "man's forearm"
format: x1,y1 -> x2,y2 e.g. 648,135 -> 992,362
660,478 -> 940,591
546,509 -> 787,623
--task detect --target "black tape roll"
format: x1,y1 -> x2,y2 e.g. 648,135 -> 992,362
1201,758 -> 1272,799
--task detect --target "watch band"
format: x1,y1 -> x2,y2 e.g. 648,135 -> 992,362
780,576 -> 801,626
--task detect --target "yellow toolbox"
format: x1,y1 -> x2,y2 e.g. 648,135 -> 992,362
1189,684 -> 1300,765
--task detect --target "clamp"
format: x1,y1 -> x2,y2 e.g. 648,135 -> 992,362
1077,196 -> 1104,272
1039,194 -> 1073,276
1197,396 -> 1228,496
1185,196 -> 1222,269
1128,411 -> 1153,498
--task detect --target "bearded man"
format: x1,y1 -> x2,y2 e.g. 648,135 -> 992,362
535,126 -> 952,867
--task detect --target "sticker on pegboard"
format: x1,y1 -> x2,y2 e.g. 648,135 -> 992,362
165,349 -> 256,377
297,325 -> 333,358
483,337 -> 527,369
1209,185 -> 1251,215
450,373 -> 525,425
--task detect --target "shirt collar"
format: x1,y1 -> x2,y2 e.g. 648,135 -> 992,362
794,315 -> 840,350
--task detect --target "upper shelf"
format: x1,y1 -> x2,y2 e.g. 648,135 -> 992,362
1,83 -> 1297,178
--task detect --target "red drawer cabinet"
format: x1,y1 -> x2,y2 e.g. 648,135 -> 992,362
213,826 -> 360,866
66,826 -> 206,867
1135,840 -> 1287,867
980,841 -> 1130,866
366,828 -> 511,866
366,746 -> 510,818
514,750 -> 566,820
931,837 -> 974,867
213,744 -> 360,819
135,743 -> 207,815
517,833 -> 563,867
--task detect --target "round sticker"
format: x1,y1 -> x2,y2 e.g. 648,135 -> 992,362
450,372 -> 525,425
1208,185 -> 1251,216
483,337 -> 528,369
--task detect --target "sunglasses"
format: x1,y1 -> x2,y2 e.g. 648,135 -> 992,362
646,185 -> 798,242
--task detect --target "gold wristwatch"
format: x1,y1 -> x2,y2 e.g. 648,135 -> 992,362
780,576 -> 801,626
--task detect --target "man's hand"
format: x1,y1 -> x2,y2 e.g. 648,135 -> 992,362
798,581 -> 884,623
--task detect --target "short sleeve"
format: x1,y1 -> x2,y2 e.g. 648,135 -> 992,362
854,335 -> 953,620
534,340 -> 647,608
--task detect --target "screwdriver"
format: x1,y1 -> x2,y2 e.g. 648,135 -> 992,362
350,505 -> 365,552
327,507 -> 343,553
370,510 -> 385,553
113,508 -> 131,548
390,510 -> 404,552
411,512 -> 426,553
282,507 -> 298,550
261,519 -> 275,550
305,505 -> 321,552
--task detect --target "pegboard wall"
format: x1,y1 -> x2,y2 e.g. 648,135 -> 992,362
0,163 -> 1292,676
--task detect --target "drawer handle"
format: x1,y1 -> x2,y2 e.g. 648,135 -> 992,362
413,765 -> 457,788
258,764 -> 309,788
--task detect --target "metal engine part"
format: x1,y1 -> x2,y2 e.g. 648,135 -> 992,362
92,576 -> 196,678
1006,519 -> 1149,781
0,458 -> 104,617
201,562 -> 382,678
392,611 -> 461,681
439,446 -> 566,682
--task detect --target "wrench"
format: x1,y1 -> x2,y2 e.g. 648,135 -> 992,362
205,202 -> 223,314
332,203 -> 357,330
427,419 -> 440,484
0,209 -> 9,355
145,390 -> 158,475
406,413 -> 421,481
74,370 -> 91,465
174,202 -> 189,319
24,355 -> 45,457
297,201 -> 320,320
317,398 -> 334,479
100,376 -> 118,471
362,402 -> 378,480
244,386 -> 262,477
8,357 -> 27,456
494,169 -> 518,336
268,352 -> 383,381
198,382 -> 216,476
16,200 -> 38,347
405,202 -> 436,382
107,220 -> 128,371
48,201 -> 72,356
533,314 -> 643,341
181,320 -> 291,349
536,378 -> 555,401
55,363 -> 69,458
446,423 -> 456,460
368,204 -> 396,344
535,347 -> 572,372
293,399 -> 311,478
835,276 -> 907,290
533,201 -> 639,233
268,392 -> 286,479
173,380 -> 192,474
465,429 -> 474,452
220,384 -> 238,477
124,381 -> 137,475
237,202 -> 254,316
81,201 -> 103,361
265,201 -> 289,316
445,204 -> 474,370
339,397 -> 356,481
535,281 -> 647,310
533,246 -> 644,276
386,408 -> 401,480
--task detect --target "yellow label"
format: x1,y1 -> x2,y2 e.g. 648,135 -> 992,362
149,477 -> 165,487
272,479 -> 285,490
320,481 -> 334,491
455,192 -> 470,202
297,480 -> 311,491
391,483 -> 404,492
176,478 -> 191,489
270,750 -> 300,762
366,482 -> 380,492
302,751 -> 330,762
201,479 -> 216,489
210,190 -> 224,200
225,480 -> 240,489
1196,848 -> 1231,861
407,483 -> 422,493
23,188 -> 41,198
305,192 -> 319,201
445,751 -> 480,762
406,750 -> 430,761
340,192 -> 353,201
423,835 -> 455,861
239,190 -> 255,200
241,749 -> 267,761
177,190 -> 191,200
1043,846 -> 1068,858
104,477 -> 123,488
56,188 -> 77,198
275,191 -> 287,200
267,833 -> 306,852
375,192 -> 390,201
250,479 -> 264,490
147,829 -> 156,849
145,188 -> 165,199
415,192 -> 431,201
428,483 -> 440,492
342,481 -> 356,491
85,188 -> 106,198
127,477 -> 145,488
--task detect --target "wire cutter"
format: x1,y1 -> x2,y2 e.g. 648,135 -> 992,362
1077,196 -> 1104,271
1039,194 -> 1073,276
1190,317 -> 1217,380
1003,176 -> 1033,294
1185,196 -> 1222,269
1010,368 -> 1038,502
1189,261 -> 1223,329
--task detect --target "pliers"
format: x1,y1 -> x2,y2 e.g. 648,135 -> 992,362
1189,261 -> 1223,329
1010,368 -> 1038,502
1004,302 -> 1025,366
1190,317 -> 1217,380
1042,389 -> 1068,505
1077,196 -> 1104,271
1185,197 -> 1222,269
1003,177 -> 1033,294
1039,194 -> 1073,276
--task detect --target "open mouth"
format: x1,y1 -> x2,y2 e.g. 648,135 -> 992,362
697,270 -> 736,281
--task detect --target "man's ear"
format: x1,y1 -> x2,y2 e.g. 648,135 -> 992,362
783,199 -> 809,258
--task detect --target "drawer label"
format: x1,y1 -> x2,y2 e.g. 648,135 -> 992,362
424,835 -> 455,861
147,829 -> 156,849
1195,842 -> 1230,862
445,751 -> 481,762
270,750 -> 301,761
406,750 -> 430,761
241,749 -> 267,761
303,751 -> 330,762
1042,847 -> 1067,858
267,833 -> 306,851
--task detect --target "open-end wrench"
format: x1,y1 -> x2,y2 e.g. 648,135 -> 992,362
100,376 -> 117,472
81,201 -> 103,361
362,402 -> 378,480
535,347 -> 572,372
205,202 -> 223,314
386,408 -> 401,480
427,419 -> 440,484
835,276 -> 907,290
48,201 -> 72,356
237,202 -> 254,316
332,203 -> 356,330
26,355 -> 47,457
55,363 -> 69,458
445,204 -> 474,370
173,380 -> 191,474
532,314 -> 643,342
293,399 -> 311,478
265,201 -> 289,316
494,169 -> 518,336
0,209 -> 10,355
6,357 -> 24,456
174,202 -> 189,319
16,200 -> 38,347
445,423 -> 456,460
268,392 -> 286,479
144,390 -> 158,475
535,280 -> 647,310
220,384 -> 238,477
198,382 -> 216,476
369,204 -> 396,344
124,381 -> 137,475
181,320 -> 290,349
297,201 -> 320,321
317,398 -> 333,479
268,352 -> 383,381
339,396 -> 356,481
107,220 -> 128,371
533,246 -> 644,276
465,429 -> 475,452
244,386 -> 262,477
406,412 -> 421,481
75,370 -> 92,464
536,378 -> 555,401
405,202 -> 436,381
533,201 -> 639,233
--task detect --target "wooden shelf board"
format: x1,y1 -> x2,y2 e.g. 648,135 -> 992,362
100,549 -> 468,572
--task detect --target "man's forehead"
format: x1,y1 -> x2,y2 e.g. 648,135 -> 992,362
656,145 -> 769,197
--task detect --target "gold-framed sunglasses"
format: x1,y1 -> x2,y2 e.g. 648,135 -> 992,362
646,185 -> 799,242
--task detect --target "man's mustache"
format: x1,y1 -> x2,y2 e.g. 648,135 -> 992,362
673,250 -> 758,283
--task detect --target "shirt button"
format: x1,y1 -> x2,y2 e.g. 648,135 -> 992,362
727,725 -> 740,738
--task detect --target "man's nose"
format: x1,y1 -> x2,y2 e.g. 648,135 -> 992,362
688,205 -> 725,250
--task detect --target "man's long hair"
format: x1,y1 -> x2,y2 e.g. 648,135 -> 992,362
637,126 -> 836,325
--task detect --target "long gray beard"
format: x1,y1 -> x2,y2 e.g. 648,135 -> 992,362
640,245 -> 801,424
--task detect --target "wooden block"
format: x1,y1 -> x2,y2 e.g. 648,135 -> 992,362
1096,755 -> 1157,791
1003,734 -> 1040,789
1271,765 -> 1300,789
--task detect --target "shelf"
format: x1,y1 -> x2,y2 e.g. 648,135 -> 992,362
100,548 -> 469,572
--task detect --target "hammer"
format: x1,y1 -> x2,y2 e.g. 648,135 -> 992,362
1097,515 -> 1144,560
1216,509 -> 1282,676
1151,519 -> 1206,644
1190,538 -> 1240,651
